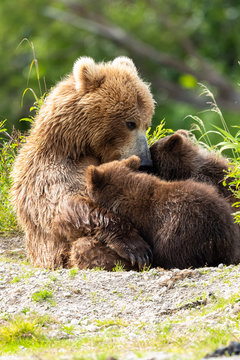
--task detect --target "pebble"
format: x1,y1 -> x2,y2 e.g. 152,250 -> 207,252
59,316 -> 68,324
70,318 -> 79,325
231,303 -> 240,315
85,324 -> 99,332
161,304 -> 169,310
63,292 -> 71,298
116,352 -> 174,360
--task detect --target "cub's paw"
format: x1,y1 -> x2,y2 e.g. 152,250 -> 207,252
106,229 -> 153,270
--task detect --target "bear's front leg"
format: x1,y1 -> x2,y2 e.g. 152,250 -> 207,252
56,195 -> 152,270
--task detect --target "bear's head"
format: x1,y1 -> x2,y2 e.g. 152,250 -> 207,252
86,156 -> 140,209
150,130 -> 197,180
34,56 -> 154,167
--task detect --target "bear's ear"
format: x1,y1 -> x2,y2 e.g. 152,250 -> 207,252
73,57 -> 105,92
164,134 -> 184,153
121,156 -> 141,170
175,129 -> 189,138
86,165 -> 105,192
112,56 -> 138,75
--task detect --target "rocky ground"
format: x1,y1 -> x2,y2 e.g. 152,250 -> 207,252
0,236 -> 240,360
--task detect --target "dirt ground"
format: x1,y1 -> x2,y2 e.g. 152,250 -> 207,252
0,236 -> 240,360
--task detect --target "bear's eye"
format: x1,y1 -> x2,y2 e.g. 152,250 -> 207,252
126,121 -> 136,130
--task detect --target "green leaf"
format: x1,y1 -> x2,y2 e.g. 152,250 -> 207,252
179,74 -> 197,89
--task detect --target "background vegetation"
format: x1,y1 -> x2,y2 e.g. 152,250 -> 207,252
1,0 -> 240,134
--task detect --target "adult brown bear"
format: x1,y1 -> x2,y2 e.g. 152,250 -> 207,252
11,57 -> 154,270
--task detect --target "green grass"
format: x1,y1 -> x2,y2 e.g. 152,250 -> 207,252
31,289 -> 54,304
187,84 -> 240,225
146,118 -> 173,146
112,261 -> 126,272
10,276 -> 21,283
0,295 -> 239,360
0,120 -> 23,235
69,268 -> 78,278
0,74 -> 44,235
0,314 -> 50,354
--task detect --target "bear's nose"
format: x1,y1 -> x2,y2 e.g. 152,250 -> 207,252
139,159 -> 153,173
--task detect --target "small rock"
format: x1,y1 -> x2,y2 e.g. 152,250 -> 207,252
59,316 -> 68,324
128,333 -> 138,340
161,304 -> 169,310
70,318 -> 79,325
8,306 -> 16,313
82,319 -> 90,326
63,292 -> 71,297
231,303 -> 240,315
85,324 -> 99,332
144,353 -> 172,360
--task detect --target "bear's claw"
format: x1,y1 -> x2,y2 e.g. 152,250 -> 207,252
129,254 -> 136,267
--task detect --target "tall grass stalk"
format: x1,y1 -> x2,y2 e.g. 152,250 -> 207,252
0,40 -> 46,234
187,83 -> 240,225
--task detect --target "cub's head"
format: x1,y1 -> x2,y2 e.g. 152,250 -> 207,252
86,156 -> 140,208
150,130 -> 197,180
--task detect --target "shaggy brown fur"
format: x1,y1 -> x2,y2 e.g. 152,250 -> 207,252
11,57 -> 154,270
150,130 -> 236,204
86,157 -> 240,269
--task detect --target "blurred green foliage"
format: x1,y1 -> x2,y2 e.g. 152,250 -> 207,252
1,0 -> 240,135
0,120 -> 23,234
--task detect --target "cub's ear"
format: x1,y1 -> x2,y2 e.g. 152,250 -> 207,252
112,56 -> 138,75
121,156 -> 141,170
73,57 -> 105,92
164,134 -> 184,152
175,129 -> 189,138
86,165 -> 105,192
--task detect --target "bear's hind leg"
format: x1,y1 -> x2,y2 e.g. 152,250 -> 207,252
69,236 -> 134,271
25,231 -> 69,269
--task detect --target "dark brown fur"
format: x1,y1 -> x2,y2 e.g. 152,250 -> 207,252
86,157 -> 240,269
150,130 -> 236,204
11,57 -> 154,270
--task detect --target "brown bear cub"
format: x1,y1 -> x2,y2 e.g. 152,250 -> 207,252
11,57 -> 154,270
86,156 -> 240,269
150,130 -> 236,204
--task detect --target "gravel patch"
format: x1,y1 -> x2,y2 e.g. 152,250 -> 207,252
1,255 -> 239,326
1,236 -> 240,360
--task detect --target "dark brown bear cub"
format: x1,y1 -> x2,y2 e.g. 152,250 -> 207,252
150,130 -> 236,204
86,156 -> 240,269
